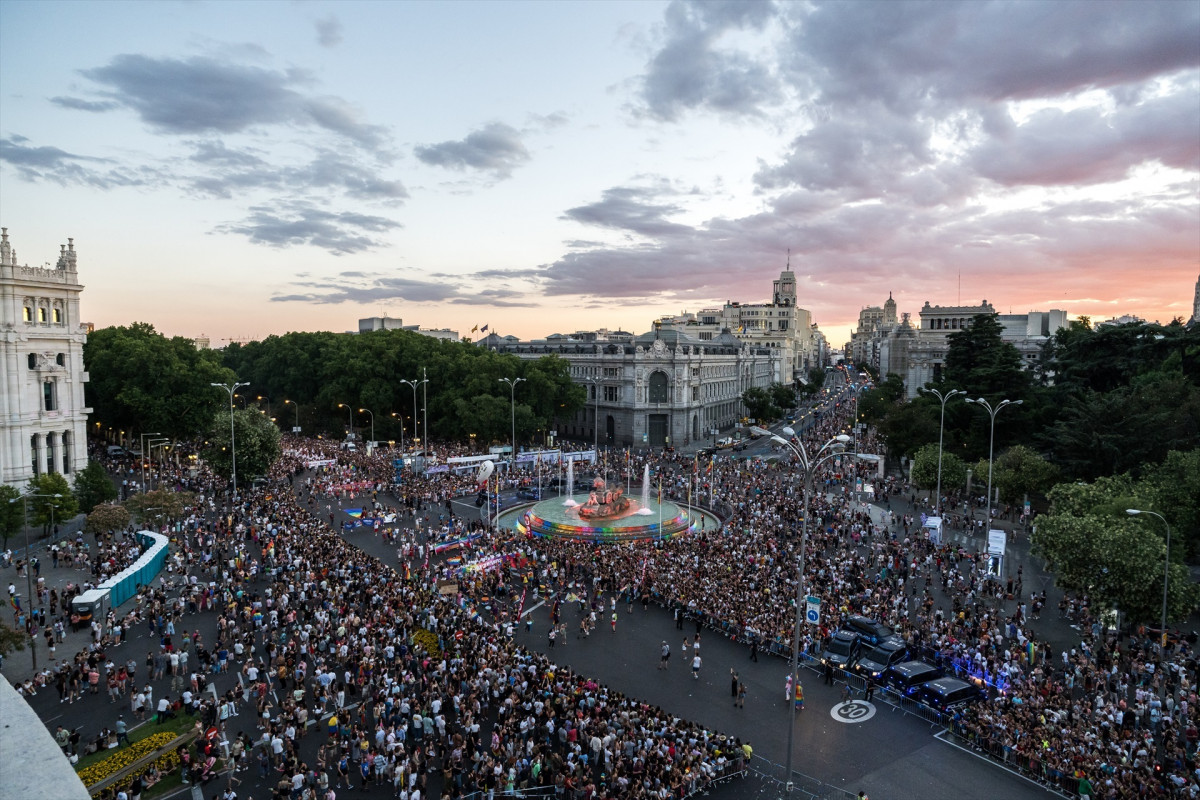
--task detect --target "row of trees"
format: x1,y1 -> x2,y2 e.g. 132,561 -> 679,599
860,314 -> 1200,623
84,325 -> 587,456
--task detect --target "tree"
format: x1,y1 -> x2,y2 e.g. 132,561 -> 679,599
0,485 -> 23,544
1139,449 -> 1200,560
26,473 -> 79,538
740,387 -> 780,421
799,368 -> 826,397
124,489 -> 194,525
909,443 -> 968,493
988,445 -> 1060,505
84,323 -> 237,439
73,460 -> 118,514
769,383 -> 797,412
943,314 -> 1030,399
0,622 -> 27,658
202,408 -> 282,484
86,504 -> 131,536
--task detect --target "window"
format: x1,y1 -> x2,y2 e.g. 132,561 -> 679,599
56,353 -> 65,366
43,380 -> 56,411
604,386 -> 620,402
38,307 -> 46,323
53,307 -> 62,323
28,353 -> 36,370
23,305 -> 32,322
648,371 -> 669,403
603,367 -> 620,378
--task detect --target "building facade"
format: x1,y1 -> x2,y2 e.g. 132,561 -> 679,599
654,266 -> 825,383
358,316 -> 460,341
486,328 -> 780,449
0,229 -> 90,486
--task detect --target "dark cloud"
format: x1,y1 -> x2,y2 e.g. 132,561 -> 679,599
271,273 -> 534,307
637,0 -> 781,121
315,15 -> 343,48
0,135 -> 152,189
217,204 -> 400,254
49,96 -> 120,112
414,122 -> 530,178
562,186 -> 692,237
971,91 -> 1200,187
77,54 -> 387,150
186,146 -> 407,202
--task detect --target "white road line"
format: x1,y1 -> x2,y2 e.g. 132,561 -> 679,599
933,729 -> 1059,795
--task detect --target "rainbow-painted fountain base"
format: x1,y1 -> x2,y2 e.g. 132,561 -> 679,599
511,494 -> 711,543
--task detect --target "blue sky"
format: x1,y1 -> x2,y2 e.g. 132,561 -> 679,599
2,0 -> 1197,347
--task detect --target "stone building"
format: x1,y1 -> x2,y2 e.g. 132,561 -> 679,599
485,328 -> 780,449
0,229 -> 90,486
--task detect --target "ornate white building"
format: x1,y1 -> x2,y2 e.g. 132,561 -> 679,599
0,229 -> 90,486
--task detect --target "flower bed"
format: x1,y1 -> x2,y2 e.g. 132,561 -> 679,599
412,627 -> 442,659
77,731 -> 176,788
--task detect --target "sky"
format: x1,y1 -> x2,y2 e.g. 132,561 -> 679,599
1,0 -> 1197,349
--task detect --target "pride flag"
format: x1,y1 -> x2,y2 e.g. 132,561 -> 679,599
346,509 -> 363,519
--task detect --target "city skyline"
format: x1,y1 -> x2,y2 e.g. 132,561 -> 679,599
1,0 -> 1197,347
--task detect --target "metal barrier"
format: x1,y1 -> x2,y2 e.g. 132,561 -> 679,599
748,754 -> 860,800
939,725 -> 1077,798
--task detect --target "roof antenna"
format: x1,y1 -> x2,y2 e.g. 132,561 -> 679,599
786,248 -> 791,271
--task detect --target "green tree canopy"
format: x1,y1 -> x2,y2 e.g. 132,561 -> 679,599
86,504 -> 131,536
125,489 -> 194,524
27,473 -> 79,536
909,443 -> 968,493
943,314 -> 1030,399
740,386 -> 780,422
73,460 -> 118,514
0,485 -> 23,544
84,323 -> 236,439
202,408 -> 282,485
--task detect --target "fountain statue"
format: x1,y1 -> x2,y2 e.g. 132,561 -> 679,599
578,476 -> 631,520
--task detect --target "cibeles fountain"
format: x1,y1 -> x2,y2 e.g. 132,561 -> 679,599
512,463 -> 719,544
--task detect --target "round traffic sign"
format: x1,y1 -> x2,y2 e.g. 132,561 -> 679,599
806,609 -> 819,623
830,700 -> 876,723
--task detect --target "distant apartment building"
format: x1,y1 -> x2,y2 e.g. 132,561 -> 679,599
653,266 -> 826,383
358,316 -> 459,342
0,228 -> 91,486
848,293 -> 1069,399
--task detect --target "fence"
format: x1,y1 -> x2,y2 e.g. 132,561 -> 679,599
939,725 -> 1077,798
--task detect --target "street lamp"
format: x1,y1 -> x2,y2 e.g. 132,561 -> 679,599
358,408 -> 375,446
232,394 -> 247,409
399,376 -> 428,449
145,438 -> 169,493
965,397 -> 1022,532
337,403 -> 354,438
1127,508 -> 1172,703
390,413 -> 406,450
211,381 -> 249,496
256,395 -> 271,418
751,425 -> 876,793
8,491 -> 62,669
283,399 -> 299,432
499,377 -> 526,470
927,388 -> 965,515
138,432 -> 161,494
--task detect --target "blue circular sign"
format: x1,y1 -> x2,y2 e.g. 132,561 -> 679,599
806,608 -> 819,623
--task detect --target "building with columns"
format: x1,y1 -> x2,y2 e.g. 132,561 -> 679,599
0,228 -> 91,486
483,327 -> 780,449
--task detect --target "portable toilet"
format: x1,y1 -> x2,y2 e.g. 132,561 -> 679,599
71,589 -> 109,629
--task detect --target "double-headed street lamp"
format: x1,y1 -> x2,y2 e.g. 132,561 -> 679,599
751,425 -> 877,794
1127,508 -> 1173,702
965,397 -> 1022,531
399,375 -> 429,449
145,438 -> 169,493
390,413 -> 406,450
212,381 -> 249,497
928,388 -> 965,515
8,491 -> 62,669
583,376 -> 601,454
499,377 -> 526,469
256,395 -> 271,418
138,432 -> 161,494
358,408 -> 375,446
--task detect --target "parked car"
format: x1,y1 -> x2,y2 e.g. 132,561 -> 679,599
883,660 -> 942,697
517,487 -> 543,501
853,639 -> 909,679
843,614 -> 899,647
917,676 -> 986,713
819,630 -> 861,669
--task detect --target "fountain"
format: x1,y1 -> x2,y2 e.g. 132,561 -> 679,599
637,464 -> 653,515
564,459 -> 576,507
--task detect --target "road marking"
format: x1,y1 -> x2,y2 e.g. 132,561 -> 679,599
933,729 -> 1051,793
521,601 -> 546,618
830,700 -> 876,723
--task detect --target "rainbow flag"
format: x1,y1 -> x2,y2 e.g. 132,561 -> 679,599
346,509 -> 363,519
9,595 -> 19,611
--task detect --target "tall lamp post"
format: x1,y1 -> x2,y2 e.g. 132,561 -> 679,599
1127,508 -> 1172,702
8,491 -> 62,669
965,397 -> 1022,532
499,377 -> 526,472
399,377 -> 428,449
138,432 -> 162,494
390,413 -> 406,451
256,395 -> 271,419
283,399 -> 299,432
337,403 -> 354,438
358,408 -> 375,446
146,438 -> 169,492
212,381 -> 249,497
752,426 -> 877,793
928,388 -> 965,515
